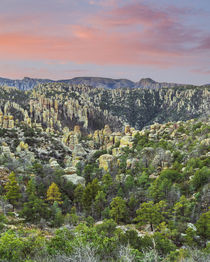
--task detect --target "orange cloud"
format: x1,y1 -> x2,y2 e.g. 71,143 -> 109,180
0,28 -> 179,68
0,1 -> 208,70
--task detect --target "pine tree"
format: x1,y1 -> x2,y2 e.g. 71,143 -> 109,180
134,201 -> 168,232
21,194 -> 49,222
74,184 -> 85,211
94,190 -> 107,219
21,178 -> 49,222
110,196 -> 127,223
82,178 -> 100,213
46,182 -> 62,204
4,172 -> 21,208
51,201 -> 64,227
26,177 -> 36,195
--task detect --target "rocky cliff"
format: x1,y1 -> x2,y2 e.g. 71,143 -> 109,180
0,83 -> 209,134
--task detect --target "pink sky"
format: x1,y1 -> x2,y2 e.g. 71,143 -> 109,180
0,0 -> 209,84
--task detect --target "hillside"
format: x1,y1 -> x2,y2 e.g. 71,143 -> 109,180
0,83 -> 209,262
0,83 -> 209,132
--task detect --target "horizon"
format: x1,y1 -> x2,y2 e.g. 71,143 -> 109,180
0,0 -> 210,85
0,75 -> 209,86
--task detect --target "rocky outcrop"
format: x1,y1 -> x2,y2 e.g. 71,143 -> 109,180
0,166 -> 9,186
62,174 -> 85,186
120,136 -> 134,148
0,112 -> 15,129
99,154 -> 116,172
0,83 -> 209,133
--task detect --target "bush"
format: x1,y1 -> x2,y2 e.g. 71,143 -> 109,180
191,167 -> 210,191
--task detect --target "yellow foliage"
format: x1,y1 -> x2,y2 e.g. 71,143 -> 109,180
46,182 -> 62,204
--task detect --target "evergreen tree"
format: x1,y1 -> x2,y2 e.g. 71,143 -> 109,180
173,195 -> 193,223
134,201 -> 167,231
46,182 -> 62,204
102,173 -> 113,193
21,194 -> 49,222
191,167 -> 210,191
26,177 -> 36,195
74,184 -> 85,211
21,178 -> 49,222
110,196 -> 127,223
51,201 -> 64,227
196,209 -> 210,240
68,206 -> 79,225
82,178 -> 100,213
94,190 -> 107,219
4,172 -> 21,208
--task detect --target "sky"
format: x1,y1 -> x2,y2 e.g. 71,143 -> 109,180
0,0 -> 210,85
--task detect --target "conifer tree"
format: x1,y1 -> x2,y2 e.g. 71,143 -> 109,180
74,184 -> 85,211
21,178 -> 49,222
4,172 -> 21,208
82,178 -> 100,213
94,190 -> 107,219
51,201 -> 64,227
26,177 -> 36,195
46,182 -> 62,204
110,196 -> 127,223
134,201 -> 167,232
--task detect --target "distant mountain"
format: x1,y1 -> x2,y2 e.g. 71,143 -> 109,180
0,76 -> 204,90
134,78 -> 191,89
0,77 -> 54,90
59,77 -> 135,89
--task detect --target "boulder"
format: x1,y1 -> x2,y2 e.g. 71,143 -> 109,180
149,174 -> 159,179
1,145 -> 12,158
62,174 -> 85,186
120,136 -> 133,148
126,158 -> 139,169
124,125 -> 131,135
64,166 -> 77,175
16,141 -> 28,152
72,144 -> 86,157
0,166 -> 9,185
201,138 -> 210,146
49,158 -> 60,168
99,154 -> 115,172
112,147 -> 121,157
141,147 -> 155,167
103,125 -> 112,136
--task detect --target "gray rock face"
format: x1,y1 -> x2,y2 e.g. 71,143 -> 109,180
62,174 -> 85,186
73,144 -> 86,157
0,80 -> 209,133
99,154 -> 116,172
140,147 -> 172,168
152,149 -> 172,168
0,166 -> 9,186
64,166 -> 77,174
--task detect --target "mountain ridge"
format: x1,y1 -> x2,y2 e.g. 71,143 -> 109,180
0,76 -> 207,91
